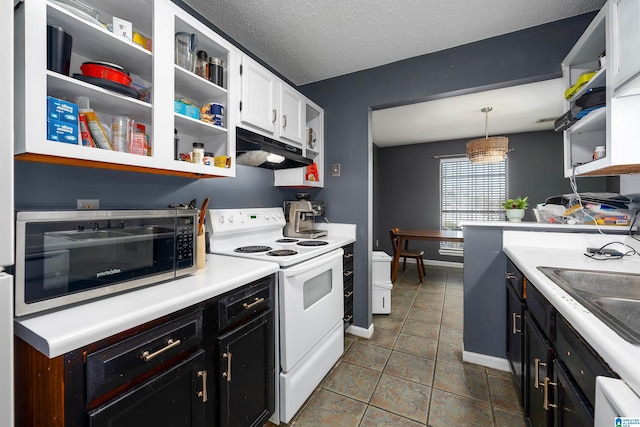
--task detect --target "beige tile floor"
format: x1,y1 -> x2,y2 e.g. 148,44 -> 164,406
271,264 -> 527,427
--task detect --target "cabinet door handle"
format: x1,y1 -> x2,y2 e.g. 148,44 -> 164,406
512,312 -> 521,334
344,291 -> 354,298
140,339 -> 181,362
506,272 -> 517,280
272,109 -> 277,123
543,376 -> 558,411
282,114 -> 287,128
243,297 -> 265,310
534,358 -> 547,389
222,351 -> 232,382
197,370 -> 208,402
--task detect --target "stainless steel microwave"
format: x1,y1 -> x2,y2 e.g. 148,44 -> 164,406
13,209 -> 197,316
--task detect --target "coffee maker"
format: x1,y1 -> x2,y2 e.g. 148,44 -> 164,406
283,200 -> 328,238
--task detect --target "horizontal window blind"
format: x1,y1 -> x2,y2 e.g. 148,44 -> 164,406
439,157 -> 507,251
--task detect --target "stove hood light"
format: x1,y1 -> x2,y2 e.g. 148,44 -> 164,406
266,153 -> 285,163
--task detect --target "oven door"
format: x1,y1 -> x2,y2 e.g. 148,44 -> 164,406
278,248 -> 344,372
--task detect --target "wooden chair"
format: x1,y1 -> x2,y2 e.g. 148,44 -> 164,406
390,228 -> 426,282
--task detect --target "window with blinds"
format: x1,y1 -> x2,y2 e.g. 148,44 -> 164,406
439,157 -> 507,253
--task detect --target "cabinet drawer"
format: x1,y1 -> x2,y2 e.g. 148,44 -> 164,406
343,244 -> 354,268
344,282 -> 354,307
506,258 -> 525,300
86,310 -> 203,403
555,314 -> 617,407
527,284 -> 556,341
218,276 -> 273,331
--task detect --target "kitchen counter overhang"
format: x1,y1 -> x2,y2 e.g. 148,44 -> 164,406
503,230 -> 640,399
14,254 -> 279,358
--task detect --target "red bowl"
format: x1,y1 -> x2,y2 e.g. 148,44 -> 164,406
80,62 -> 132,86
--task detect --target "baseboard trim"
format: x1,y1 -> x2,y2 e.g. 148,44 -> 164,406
401,258 -> 464,269
346,323 -> 374,339
462,349 -> 510,372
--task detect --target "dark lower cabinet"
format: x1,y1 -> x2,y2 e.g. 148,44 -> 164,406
217,309 -> 274,427
342,244 -> 354,329
506,280 -> 525,407
525,312 -> 554,427
88,350 -> 206,427
553,360 -> 593,427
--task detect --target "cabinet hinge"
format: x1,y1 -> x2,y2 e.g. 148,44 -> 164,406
239,64 -> 243,76
239,101 -> 242,112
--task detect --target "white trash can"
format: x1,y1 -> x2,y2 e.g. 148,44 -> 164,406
372,251 -> 393,314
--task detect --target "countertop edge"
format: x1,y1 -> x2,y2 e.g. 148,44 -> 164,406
15,254 -> 280,358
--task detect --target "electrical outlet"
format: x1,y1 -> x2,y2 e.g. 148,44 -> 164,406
331,163 -> 341,177
77,199 -> 100,209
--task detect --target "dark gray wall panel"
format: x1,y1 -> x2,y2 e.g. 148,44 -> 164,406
301,13 -> 597,330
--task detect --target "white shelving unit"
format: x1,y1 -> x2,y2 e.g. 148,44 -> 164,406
562,0 -> 640,177
15,0 -> 238,178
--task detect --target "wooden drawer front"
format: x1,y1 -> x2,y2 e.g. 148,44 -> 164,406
506,258 -> 525,300
343,244 -> 354,269
344,303 -> 353,325
218,276 -> 273,332
527,284 -> 556,341
86,310 -> 203,403
556,315 -> 617,407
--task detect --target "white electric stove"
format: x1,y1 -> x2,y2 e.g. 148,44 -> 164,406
207,207 -> 349,424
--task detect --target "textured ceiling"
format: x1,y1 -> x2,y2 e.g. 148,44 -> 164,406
184,0 -> 606,85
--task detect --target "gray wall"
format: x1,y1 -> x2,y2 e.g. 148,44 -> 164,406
373,131 -> 608,260
301,13 -> 598,330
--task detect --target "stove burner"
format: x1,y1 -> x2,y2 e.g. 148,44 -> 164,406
276,238 -> 299,243
297,240 -> 329,247
234,245 -> 272,253
266,249 -> 298,257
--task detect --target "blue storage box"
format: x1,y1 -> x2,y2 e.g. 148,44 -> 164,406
174,100 -> 200,120
47,96 -> 79,124
47,119 -> 80,144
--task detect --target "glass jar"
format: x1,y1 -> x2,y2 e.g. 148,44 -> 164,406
192,142 -> 205,164
194,50 -> 208,79
208,57 -> 223,87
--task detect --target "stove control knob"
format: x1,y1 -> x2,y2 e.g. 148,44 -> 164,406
272,212 -> 277,219
217,215 -> 224,224
276,211 -> 282,219
264,213 -> 270,220
228,215 -> 234,223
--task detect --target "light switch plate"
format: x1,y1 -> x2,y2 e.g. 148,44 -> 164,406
77,199 -> 100,209
331,164 -> 340,177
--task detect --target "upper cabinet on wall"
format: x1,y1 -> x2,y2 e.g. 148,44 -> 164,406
14,0 -> 238,178
561,0 -> 640,177
239,55 -> 325,187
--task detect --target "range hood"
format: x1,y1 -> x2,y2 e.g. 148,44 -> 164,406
236,127 -> 313,170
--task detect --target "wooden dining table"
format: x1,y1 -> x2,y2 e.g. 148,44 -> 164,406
391,229 -> 464,282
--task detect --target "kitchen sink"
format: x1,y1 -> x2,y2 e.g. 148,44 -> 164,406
537,267 -> 640,345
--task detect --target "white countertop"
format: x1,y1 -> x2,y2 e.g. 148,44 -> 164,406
503,230 -> 640,398
463,220 -> 632,232
14,254 -> 279,358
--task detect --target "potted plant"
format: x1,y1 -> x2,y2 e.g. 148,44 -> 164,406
503,196 -> 528,222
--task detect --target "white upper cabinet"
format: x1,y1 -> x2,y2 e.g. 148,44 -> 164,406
14,0 -> 237,177
561,0 -> 640,177
610,0 -> 640,93
239,55 -> 278,135
279,83 -> 305,145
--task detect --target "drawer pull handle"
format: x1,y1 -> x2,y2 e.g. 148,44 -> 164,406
534,358 -> 547,389
197,370 -> 208,402
222,352 -> 232,382
344,315 -> 353,323
344,291 -> 354,298
506,272 -> 517,280
140,338 -> 181,362
543,376 -> 557,410
344,270 -> 354,278
512,312 -> 521,334
243,297 -> 265,310
344,253 -> 354,259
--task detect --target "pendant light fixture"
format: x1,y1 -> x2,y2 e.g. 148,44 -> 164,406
466,107 -> 509,164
